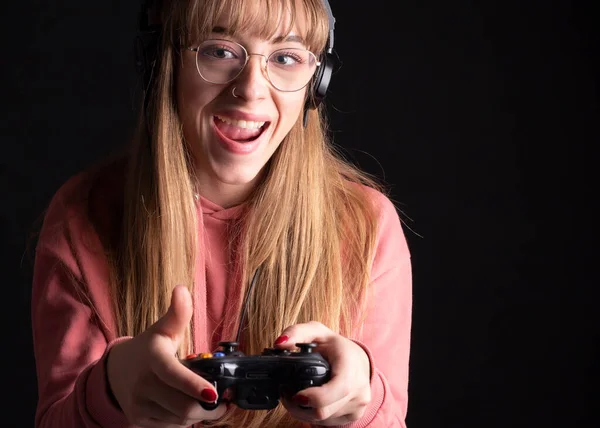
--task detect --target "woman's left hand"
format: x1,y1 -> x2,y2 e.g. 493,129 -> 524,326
274,321 -> 372,426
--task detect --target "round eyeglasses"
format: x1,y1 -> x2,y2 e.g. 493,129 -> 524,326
186,39 -> 321,92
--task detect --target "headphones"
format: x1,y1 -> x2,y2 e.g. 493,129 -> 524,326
135,0 -> 336,120
309,0 -> 336,110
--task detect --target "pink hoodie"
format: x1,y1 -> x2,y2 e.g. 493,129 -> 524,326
31,167 -> 412,427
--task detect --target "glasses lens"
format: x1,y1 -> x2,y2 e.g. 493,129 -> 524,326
195,40 -> 246,84
267,48 -> 318,91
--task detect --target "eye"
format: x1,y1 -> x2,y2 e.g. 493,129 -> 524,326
198,41 -> 243,60
270,50 -> 305,66
209,48 -> 236,59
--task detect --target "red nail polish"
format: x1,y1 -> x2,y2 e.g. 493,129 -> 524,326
201,388 -> 218,402
274,335 -> 289,345
293,394 -> 310,406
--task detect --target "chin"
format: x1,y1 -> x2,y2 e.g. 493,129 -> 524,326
211,165 -> 263,187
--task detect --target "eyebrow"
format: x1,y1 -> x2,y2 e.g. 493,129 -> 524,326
212,26 -> 307,45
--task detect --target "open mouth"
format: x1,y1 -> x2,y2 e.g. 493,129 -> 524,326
213,115 -> 270,142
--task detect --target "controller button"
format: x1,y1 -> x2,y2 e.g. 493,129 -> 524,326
184,353 -> 198,360
200,353 -> 213,359
213,352 -> 225,357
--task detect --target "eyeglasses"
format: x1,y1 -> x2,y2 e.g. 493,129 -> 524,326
186,39 -> 321,92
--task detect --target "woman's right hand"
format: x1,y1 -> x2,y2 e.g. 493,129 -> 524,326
107,285 -> 226,428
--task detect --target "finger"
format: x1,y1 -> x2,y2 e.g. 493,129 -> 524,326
274,322 -> 350,407
306,400 -> 368,426
283,396 -> 366,426
145,285 -> 217,400
149,285 -> 193,345
129,399 -> 187,428
282,395 -> 350,425
144,372 -> 225,421
150,353 -> 219,402
135,398 -> 227,428
294,367 -> 353,407
273,321 -> 334,349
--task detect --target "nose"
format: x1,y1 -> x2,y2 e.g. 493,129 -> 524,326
230,54 -> 269,101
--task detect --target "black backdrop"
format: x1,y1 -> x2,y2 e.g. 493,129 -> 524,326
2,0 -> 596,426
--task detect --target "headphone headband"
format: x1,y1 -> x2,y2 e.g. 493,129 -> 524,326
321,0 -> 336,54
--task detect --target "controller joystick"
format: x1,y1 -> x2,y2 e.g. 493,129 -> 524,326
218,341 -> 244,357
181,341 -> 331,411
296,342 -> 318,353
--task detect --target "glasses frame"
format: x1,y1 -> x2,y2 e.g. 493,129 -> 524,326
186,38 -> 322,93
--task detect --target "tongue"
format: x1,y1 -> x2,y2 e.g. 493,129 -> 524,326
215,119 -> 262,141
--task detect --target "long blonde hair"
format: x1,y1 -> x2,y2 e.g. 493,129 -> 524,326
106,1 -> 384,426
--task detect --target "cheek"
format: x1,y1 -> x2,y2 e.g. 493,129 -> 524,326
176,69 -> 198,128
176,62 -> 220,127
277,91 -> 307,128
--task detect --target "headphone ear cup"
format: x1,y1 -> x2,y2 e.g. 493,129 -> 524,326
309,53 -> 334,109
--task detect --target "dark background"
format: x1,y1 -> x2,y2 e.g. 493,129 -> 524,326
2,0 -> 596,426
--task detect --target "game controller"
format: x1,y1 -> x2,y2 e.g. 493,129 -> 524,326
181,341 -> 331,410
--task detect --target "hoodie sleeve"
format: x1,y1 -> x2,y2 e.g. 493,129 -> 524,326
31,179 -> 134,428
316,190 -> 413,428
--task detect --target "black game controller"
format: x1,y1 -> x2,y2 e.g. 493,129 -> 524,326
181,341 -> 331,410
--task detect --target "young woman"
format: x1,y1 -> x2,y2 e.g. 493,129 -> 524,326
31,0 -> 412,427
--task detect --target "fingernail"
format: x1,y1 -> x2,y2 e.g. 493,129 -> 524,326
293,394 -> 310,406
274,335 -> 289,345
201,388 -> 218,402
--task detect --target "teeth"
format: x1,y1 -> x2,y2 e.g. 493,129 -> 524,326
216,115 -> 265,129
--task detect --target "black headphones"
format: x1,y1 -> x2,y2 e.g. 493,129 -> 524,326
309,0 -> 336,110
135,0 -> 336,120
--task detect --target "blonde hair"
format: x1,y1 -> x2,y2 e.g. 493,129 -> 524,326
106,1 -> 384,426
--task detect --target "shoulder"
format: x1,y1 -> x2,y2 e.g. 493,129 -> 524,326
359,185 -> 412,278
354,184 -> 407,241
36,159 -> 126,266
361,186 -> 401,224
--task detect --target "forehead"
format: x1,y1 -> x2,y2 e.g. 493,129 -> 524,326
179,0 -> 327,52
214,10 -> 308,43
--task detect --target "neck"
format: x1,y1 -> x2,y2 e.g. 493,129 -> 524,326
195,178 -> 256,209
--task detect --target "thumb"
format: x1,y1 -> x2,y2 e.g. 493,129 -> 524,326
150,285 -> 193,346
